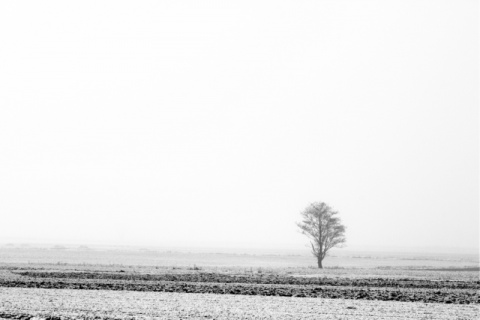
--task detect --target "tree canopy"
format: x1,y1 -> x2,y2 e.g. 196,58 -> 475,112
297,202 -> 346,268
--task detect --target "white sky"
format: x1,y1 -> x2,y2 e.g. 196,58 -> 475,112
0,0 -> 478,251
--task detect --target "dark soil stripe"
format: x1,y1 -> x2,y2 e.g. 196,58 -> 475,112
14,272 -> 480,290
0,279 -> 477,304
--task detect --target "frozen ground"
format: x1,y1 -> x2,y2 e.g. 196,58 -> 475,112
1,287 -> 479,320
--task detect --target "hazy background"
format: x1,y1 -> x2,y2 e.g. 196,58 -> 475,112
0,1 -> 478,253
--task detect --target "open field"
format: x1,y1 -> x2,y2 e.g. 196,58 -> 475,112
0,246 -> 478,319
1,268 -> 478,304
1,246 -> 478,270
1,288 -> 479,320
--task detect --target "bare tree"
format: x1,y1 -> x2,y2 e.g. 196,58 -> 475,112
297,202 -> 346,268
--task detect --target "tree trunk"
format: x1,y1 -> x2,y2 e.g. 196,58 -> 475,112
317,256 -> 323,268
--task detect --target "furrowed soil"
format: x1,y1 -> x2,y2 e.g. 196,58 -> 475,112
0,267 -> 478,304
0,288 -> 479,320
0,247 -> 478,319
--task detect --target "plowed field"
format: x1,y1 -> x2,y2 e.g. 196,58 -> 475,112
1,270 -> 478,304
1,288 -> 479,320
0,262 -> 478,319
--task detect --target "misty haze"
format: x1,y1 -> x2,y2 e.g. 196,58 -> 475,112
0,0 -> 478,319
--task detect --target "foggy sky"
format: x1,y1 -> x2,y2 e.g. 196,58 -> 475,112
0,0 -> 478,251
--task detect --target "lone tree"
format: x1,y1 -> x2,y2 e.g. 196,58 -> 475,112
297,202 -> 346,268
